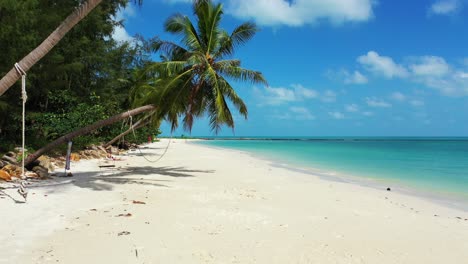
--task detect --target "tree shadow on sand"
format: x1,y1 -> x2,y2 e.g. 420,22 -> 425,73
12,166 -> 216,193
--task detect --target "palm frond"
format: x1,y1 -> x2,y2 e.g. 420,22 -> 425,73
164,14 -> 203,51
217,76 -> 248,119
216,65 -> 268,85
215,22 -> 258,58
197,1 -> 224,54
213,59 -> 241,69
151,40 -> 189,60
146,61 -> 188,77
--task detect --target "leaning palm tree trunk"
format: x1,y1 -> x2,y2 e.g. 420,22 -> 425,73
103,118 -> 150,147
24,104 -> 156,166
0,0 -> 103,96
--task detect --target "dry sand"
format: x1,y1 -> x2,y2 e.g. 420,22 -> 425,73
1,139 -> 467,264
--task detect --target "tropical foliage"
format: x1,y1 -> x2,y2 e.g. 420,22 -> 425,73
0,0 -> 157,152
133,0 -> 267,133
0,0 -> 266,160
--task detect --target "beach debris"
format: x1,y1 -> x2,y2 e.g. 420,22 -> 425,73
2,164 -> 22,178
5,151 -> 16,158
456,216 -> 462,220
132,200 -> 146,204
1,154 -> 18,165
90,209 -> 98,211
118,231 -> 131,236
0,170 -> 12,181
116,213 -> 132,217
386,187 -> 391,191
36,156 -> 55,172
25,171 -> 40,179
32,166 -> 49,179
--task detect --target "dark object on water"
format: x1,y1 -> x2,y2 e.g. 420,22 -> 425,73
386,187 -> 391,191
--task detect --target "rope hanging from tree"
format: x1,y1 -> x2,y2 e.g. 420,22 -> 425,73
126,113 -> 172,163
14,62 -> 28,201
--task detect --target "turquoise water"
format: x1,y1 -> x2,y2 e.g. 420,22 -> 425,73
196,138 -> 468,200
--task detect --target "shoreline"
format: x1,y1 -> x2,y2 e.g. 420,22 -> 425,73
2,139 -> 468,263
192,140 -> 468,212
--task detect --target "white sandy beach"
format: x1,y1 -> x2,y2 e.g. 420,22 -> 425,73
1,139 -> 467,264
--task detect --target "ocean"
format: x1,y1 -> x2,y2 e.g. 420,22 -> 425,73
196,137 -> 468,203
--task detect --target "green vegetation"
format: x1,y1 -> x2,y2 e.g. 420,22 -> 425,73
133,0 -> 267,133
0,0 -> 265,160
0,0 -> 157,153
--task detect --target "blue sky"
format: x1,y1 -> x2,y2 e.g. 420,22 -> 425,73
115,0 -> 468,136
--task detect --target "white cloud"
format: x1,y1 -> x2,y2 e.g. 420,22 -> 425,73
291,84 -> 319,98
365,97 -> 392,108
321,90 -> 337,102
344,70 -> 368,84
345,104 -> 359,112
290,107 -> 316,120
355,52 -> 468,97
429,0 -> 462,15
390,92 -> 406,102
253,84 -> 340,106
410,56 -> 450,77
329,111 -> 345,119
255,86 -> 296,105
225,0 -> 375,27
362,111 -> 374,116
410,100 -> 425,107
358,51 -> 409,78
254,85 -> 319,105
112,5 -> 136,43
112,26 -> 133,42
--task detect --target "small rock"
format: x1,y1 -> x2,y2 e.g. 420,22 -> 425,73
25,171 -> 40,178
386,187 -> 391,191
54,160 -> 66,168
90,151 -> 101,159
32,166 -> 49,179
117,231 -> 131,236
5,151 -> 16,158
37,156 -> 55,172
110,146 -> 119,155
14,147 -> 26,153
1,155 -> 18,165
116,213 -> 132,217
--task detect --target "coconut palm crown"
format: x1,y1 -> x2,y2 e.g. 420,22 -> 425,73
139,0 -> 267,133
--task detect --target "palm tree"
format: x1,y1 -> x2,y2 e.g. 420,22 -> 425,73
25,0 -> 268,165
0,0 -> 143,96
138,0 -> 267,133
